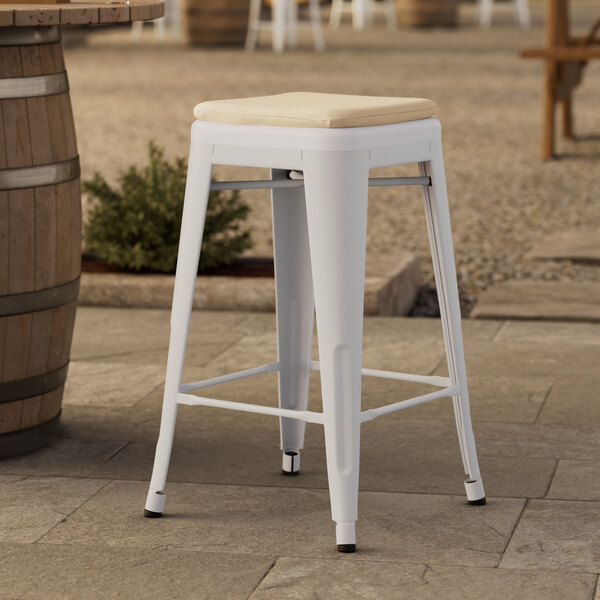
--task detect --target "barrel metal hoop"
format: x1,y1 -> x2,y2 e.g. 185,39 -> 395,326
0,362 -> 69,404
0,276 -> 80,317
0,26 -> 61,46
0,156 -> 80,191
0,71 -> 69,100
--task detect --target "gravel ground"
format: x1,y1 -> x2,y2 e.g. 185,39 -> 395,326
65,3 -> 600,309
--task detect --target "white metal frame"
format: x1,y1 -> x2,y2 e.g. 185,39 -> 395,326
329,0 -> 397,31
144,117 -> 485,552
478,0 -> 531,28
246,0 -> 325,53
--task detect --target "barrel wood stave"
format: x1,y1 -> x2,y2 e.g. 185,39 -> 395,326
0,27 -> 80,457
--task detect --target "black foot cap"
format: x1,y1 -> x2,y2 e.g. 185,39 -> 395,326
468,497 -> 486,506
144,509 -> 163,518
337,544 -> 356,553
282,469 -> 299,476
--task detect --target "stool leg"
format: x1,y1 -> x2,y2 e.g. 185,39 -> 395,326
144,141 -> 213,517
478,0 -> 493,27
303,149 -> 369,552
271,169 -> 315,475
287,0 -> 298,48
419,144 -> 486,506
384,0 -> 397,30
245,0 -> 262,51
352,0 -> 367,30
329,0 -> 343,29
272,0 -> 286,53
308,0 -> 326,53
515,0 -> 531,28
154,17 -> 166,41
130,21 -> 143,40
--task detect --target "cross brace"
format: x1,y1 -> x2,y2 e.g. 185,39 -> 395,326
210,175 -> 431,192
176,362 -> 457,425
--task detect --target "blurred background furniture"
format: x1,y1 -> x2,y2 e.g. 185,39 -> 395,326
394,0 -> 459,27
246,0 -> 325,53
131,0 -> 181,41
184,0 -> 250,46
478,0 -> 531,28
329,0 -> 396,30
521,0 -> 600,158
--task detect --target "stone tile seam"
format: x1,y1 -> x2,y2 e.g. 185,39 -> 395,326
497,562 -> 600,579
131,381 -> 164,409
533,380 -> 555,424
2,464 -> 573,501
0,469 -> 569,501
67,439 -> 595,462
246,558 -> 278,599
490,320 -> 509,342
70,346 -> 169,362
429,354 -> 447,376
232,312 -> 262,334
542,458 -> 560,499
592,574 -> 600,600
496,497 -> 529,568
71,333 -> 247,364
85,441 -> 134,477
17,538 -> 281,562
31,478 -> 114,545
12,474 -> 548,503
51,412 -> 597,430
199,332 -> 254,371
8,538 -> 600,579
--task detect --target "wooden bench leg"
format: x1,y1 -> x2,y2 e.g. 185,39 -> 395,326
562,96 -> 573,138
542,61 -> 556,159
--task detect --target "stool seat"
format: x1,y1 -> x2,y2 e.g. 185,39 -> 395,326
193,92 -> 438,129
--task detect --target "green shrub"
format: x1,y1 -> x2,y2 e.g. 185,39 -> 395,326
83,142 -> 252,273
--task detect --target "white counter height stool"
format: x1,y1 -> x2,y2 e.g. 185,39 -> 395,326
144,92 -> 486,553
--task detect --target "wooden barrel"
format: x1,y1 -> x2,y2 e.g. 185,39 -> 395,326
184,0 -> 251,46
394,0 -> 458,26
0,27 -> 80,459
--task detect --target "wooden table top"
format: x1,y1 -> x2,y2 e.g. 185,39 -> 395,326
0,0 -> 163,27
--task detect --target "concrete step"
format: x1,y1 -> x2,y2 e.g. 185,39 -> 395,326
527,230 -> 600,264
79,250 -> 421,316
471,280 -> 600,322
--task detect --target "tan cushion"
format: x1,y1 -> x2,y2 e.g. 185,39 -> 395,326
193,92 -> 437,129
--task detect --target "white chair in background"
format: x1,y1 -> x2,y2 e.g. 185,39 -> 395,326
246,0 -> 325,53
329,0 -> 397,31
131,0 -> 182,41
478,0 -> 531,28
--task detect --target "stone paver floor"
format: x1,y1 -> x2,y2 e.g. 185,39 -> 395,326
1,308 -> 599,598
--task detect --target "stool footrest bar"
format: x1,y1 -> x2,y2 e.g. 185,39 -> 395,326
368,176 -> 431,187
177,393 -> 324,424
211,180 -> 303,191
180,362 -> 280,393
210,176 -> 431,192
361,386 -> 459,422
310,361 -> 450,387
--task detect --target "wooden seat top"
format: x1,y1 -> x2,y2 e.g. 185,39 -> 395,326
194,93 -> 438,129
0,0 -> 163,27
